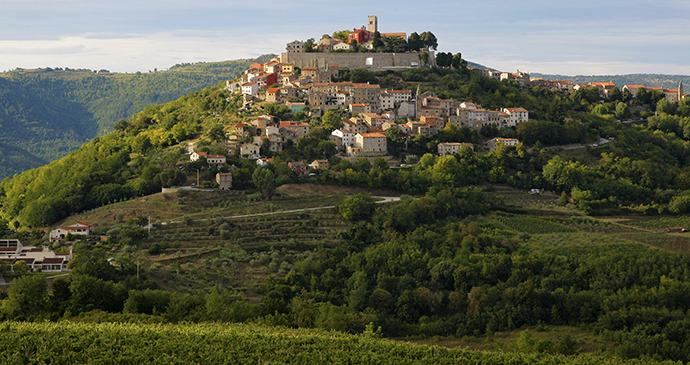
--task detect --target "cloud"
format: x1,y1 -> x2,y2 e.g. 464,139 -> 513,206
0,32 -> 288,72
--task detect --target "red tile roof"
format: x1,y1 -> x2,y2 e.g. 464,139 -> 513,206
41,258 -> 65,264
359,133 -> 386,138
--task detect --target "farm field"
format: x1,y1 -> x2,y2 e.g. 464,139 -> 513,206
0,321 -> 673,365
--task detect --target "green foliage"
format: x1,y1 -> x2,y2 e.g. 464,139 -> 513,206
0,57 -> 271,178
252,167 -> 275,199
335,193 -> 376,222
1,275 -> 48,320
0,321 -> 656,364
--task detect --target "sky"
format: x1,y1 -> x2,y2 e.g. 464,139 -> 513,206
1,0 -> 690,76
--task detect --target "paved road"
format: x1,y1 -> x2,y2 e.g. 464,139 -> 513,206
160,196 -> 401,225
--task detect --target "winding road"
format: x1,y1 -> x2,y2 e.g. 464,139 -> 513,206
159,196 -> 401,225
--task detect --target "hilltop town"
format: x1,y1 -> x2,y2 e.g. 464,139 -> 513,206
215,16 -> 686,182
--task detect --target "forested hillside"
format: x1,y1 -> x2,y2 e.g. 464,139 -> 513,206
0,55 -> 273,178
532,73 -> 690,89
5,64 -> 690,362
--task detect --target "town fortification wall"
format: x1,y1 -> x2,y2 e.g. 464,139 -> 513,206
281,51 -> 436,70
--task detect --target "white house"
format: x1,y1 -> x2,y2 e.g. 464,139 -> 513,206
241,82 -> 259,96
0,239 -> 73,272
501,108 -> 529,127
348,132 -> 387,157
488,138 -> 519,150
438,142 -> 474,156
49,222 -> 93,242
380,90 -> 412,111
190,152 -> 226,165
331,129 -> 356,147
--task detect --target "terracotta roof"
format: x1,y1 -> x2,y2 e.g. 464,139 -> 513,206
41,258 -> 64,264
359,133 -> 386,138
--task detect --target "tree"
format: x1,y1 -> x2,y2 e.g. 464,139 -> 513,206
373,157 -> 388,170
252,167 -> 275,199
336,193 -> 376,222
304,38 -> 315,52
372,31 -> 384,49
317,140 -> 337,159
420,31 -> 438,50
123,289 -> 173,315
608,86 -> 622,102
332,30 -> 349,42
547,97 -> 566,123
67,244 -> 120,282
208,123 -> 226,142
657,98 -> 673,115
419,52 -> 429,66
369,288 -> 394,312
435,52 -> 452,68
382,36 -> 408,52
430,261 -> 458,290
1,275 -> 48,320
348,271 -> 368,311
636,87 -> 650,104
451,52 -> 467,69
408,32 -> 423,51
321,110 -> 343,130
13,261 -> 30,276
615,102 -> 631,120
349,39 -> 358,52
621,87 -> 633,103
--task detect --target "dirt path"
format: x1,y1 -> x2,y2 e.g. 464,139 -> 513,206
160,195 -> 400,225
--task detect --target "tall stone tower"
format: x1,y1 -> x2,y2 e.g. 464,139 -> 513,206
679,81 -> 684,101
367,15 -> 378,33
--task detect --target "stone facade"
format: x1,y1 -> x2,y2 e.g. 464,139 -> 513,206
280,50 -> 436,70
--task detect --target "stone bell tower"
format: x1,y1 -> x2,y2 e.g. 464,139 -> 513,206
679,81 -> 684,101
367,15 -> 378,33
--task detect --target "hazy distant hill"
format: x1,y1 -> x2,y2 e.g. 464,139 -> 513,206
532,73 -> 690,89
0,55 -> 274,178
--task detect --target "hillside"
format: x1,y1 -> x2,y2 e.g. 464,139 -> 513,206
532,73 -> 690,89
0,55 -> 274,178
5,63 -> 690,362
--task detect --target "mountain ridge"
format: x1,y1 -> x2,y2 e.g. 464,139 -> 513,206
0,55 -> 275,178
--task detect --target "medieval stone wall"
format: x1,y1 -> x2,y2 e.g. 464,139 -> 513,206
280,51 -> 436,70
